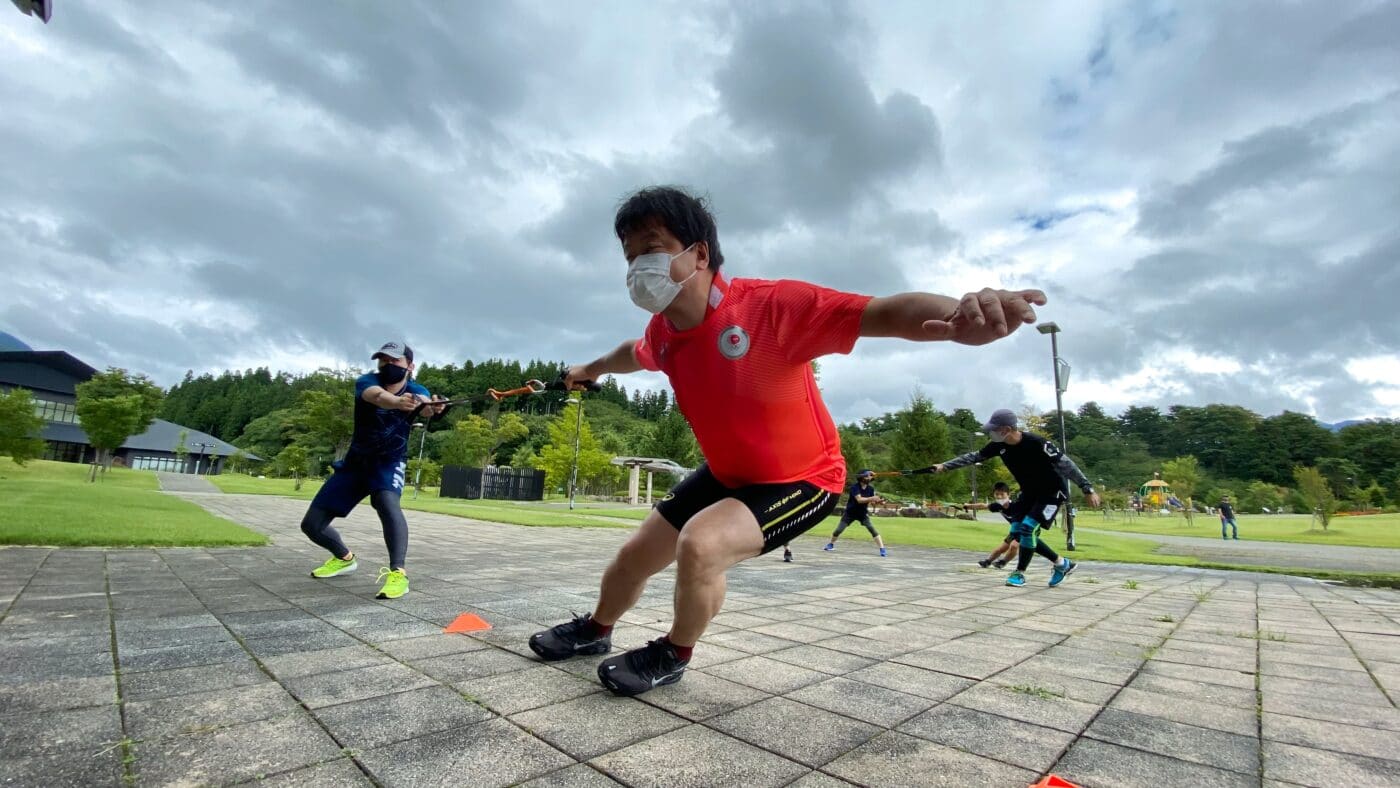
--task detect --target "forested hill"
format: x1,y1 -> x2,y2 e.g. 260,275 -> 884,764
159,362 -> 1400,512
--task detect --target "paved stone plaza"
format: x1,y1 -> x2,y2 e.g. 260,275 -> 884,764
2,493 -> 1398,787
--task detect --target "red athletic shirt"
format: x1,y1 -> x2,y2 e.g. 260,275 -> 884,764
633,275 -> 872,493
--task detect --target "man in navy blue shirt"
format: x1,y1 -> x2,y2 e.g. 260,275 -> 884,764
299,341 -> 443,600
823,469 -> 888,557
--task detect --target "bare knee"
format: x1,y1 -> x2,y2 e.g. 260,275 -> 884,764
675,530 -> 727,576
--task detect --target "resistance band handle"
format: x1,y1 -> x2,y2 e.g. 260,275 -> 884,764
547,372 -> 602,393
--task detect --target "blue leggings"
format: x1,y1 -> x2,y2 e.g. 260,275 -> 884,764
300,490 -> 408,569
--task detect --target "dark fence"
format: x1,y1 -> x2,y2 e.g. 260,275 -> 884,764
441,465 -> 546,501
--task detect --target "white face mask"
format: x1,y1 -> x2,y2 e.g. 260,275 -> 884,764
987,429 -> 1009,443
627,244 -> 697,314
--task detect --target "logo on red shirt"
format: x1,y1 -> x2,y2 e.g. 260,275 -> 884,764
718,326 -> 750,360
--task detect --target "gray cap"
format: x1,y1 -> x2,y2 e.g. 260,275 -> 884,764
982,408 -> 1017,431
372,341 -> 413,362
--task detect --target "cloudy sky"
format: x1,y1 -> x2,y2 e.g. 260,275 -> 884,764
2,0 -> 1398,425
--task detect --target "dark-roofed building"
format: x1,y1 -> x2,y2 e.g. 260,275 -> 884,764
0,347 -> 255,474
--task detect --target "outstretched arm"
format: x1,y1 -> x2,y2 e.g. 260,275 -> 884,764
567,340 -> 643,387
861,289 -> 1047,346
1054,454 -> 1102,507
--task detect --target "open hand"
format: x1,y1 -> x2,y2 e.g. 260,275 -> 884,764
922,289 -> 1047,346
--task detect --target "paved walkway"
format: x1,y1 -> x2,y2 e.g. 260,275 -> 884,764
156,472 -> 221,494
2,494 -> 1398,787
1076,527 -> 1400,573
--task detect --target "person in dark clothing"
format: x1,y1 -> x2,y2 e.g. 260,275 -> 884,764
824,469 -> 888,556
978,481 -> 1021,569
1219,495 -> 1240,540
926,409 -> 1100,588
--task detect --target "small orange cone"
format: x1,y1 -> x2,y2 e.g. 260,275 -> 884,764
443,613 -> 492,633
1030,776 -> 1080,788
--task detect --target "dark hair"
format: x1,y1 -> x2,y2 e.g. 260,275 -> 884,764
614,186 -> 724,271
993,482 -> 1011,492
403,345 -> 414,363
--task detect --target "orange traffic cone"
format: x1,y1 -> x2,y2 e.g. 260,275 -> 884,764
443,613 -> 492,633
1029,776 -> 1081,788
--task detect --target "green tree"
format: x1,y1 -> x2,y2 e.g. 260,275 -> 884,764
293,388 -> 354,458
407,458 -> 442,491
440,415 -> 496,468
74,368 -> 164,480
889,395 -> 953,501
839,426 -> 869,483
228,447 -> 251,475
175,429 -> 190,470
276,445 -> 309,490
0,388 -> 46,465
643,408 -> 699,467
534,401 -> 619,496
1161,455 -> 1201,524
1240,480 -> 1284,513
1294,466 -> 1336,530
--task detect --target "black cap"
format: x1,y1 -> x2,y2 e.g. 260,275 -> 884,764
982,409 -> 1017,431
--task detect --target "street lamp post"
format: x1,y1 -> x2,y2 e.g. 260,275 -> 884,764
567,396 -> 583,510
1036,322 -> 1076,550
969,431 -> 984,504
411,423 -> 428,500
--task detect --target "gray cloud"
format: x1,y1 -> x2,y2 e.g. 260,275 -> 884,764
1,0 -> 1398,427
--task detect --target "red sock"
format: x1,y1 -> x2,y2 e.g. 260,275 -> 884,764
662,636 -> 693,661
585,617 -> 613,638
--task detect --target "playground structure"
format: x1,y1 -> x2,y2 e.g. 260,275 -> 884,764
1138,473 -> 1178,512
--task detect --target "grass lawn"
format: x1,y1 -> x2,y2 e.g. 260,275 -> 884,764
1076,510 -> 1400,549
201,473 -> 1399,584
0,459 -> 267,547
207,473 -> 322,499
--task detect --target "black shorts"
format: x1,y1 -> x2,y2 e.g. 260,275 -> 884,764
656,464 -> 840,554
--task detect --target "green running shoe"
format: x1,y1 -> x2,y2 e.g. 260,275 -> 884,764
376,568 -> 409,599
311,554 -> 357,578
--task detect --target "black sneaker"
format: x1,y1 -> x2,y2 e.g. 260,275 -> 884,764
992,559 -> 1008,569
977,559 -> 992,568
529,613 -> 612,661
597,639 -> 689,696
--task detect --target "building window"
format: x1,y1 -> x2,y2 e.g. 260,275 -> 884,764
43,441 -> 86,463
130,455 -> 187,473
33,398 -> 79,424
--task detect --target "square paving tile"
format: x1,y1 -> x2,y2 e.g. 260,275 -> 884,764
132,711 -> 343,787
898,704 -> 1075,773
511,693 -> 689,760
1262,712 -> 1400,764
259,645 -> 393,680
283,662 -> 436,708
591,724 -> 807,788
947,682 -> 1102,735
126,681 -> 301,740
412,648 -> 537,682
228,757 -> 373,786
707,696 -> 881,767
357,718 -> 571,787
0,704 -> 122,759
518,763 -> 624,787
844,661 -> 975,701
1054,736 -> 1257,788
1110,686 -> 1258,735
824,731 -> 1038,787
1085,707 -> 1259,774
786,676 -> 936,728
1263,740 -> 1400,787
700,655 -> 830,694
120,660 -> 269,702
312,685 -> 493,750
455,665 -> 599,715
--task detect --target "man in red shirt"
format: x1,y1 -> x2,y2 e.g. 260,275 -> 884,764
530,186 -> 1046,696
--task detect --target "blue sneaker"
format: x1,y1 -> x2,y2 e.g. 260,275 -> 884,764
1049,558 -> 1076,587
879,548 -> 887,557
823,544 -> 835,551
1005,572 -> 1026,587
